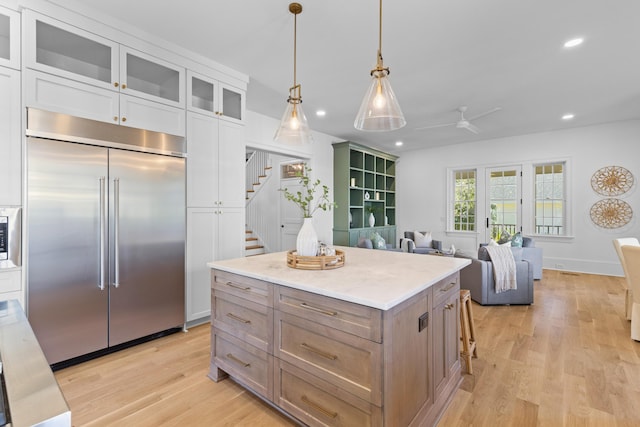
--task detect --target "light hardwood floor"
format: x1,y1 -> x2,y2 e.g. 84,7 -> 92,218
55,270 -> 640,426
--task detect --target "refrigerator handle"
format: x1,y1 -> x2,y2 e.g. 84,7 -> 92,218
113,178 -> 121,288
99,177 -> 106,290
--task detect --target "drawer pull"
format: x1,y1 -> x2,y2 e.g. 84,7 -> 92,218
444,303 -> 454,310
300,302 -> 337,317
440,282 -> 457,293
300,343 -> 338,360
225,281 -> 251,291
301,395 -> 338,419
226,313 -> 251,324
226,353 -> 250,368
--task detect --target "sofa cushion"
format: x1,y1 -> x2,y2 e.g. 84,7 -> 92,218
357,237 -> 374,249
414,231 -> 432,248
511,232 -> 523,247
370,232 -> 386,249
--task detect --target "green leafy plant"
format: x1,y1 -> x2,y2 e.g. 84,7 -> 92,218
280,164 -> 336,218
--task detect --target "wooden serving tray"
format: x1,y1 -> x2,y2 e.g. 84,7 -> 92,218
286,250 -> 345,270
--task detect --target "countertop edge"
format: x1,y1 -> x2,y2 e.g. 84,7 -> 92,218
207,251 -> 471,310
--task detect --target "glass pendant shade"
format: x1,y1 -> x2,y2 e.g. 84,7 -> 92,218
274,95 -> 311,145
275,3 -> 312,145
354,69 -> 406,131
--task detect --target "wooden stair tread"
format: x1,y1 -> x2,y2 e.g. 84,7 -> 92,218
245,237 -> 258,241
245,245 -> 264,250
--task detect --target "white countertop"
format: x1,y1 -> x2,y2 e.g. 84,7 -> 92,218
208,247 -> 471,310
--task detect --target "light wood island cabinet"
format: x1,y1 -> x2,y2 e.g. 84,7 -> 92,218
208,248 -> 470,426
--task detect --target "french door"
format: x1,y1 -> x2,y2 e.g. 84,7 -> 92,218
485,166 -> 522,242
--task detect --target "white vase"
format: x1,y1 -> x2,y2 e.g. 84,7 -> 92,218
368,212 -> 375,227
297,217 -> 318,256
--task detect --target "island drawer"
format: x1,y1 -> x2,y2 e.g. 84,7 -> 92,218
432,272 -> 460,306
275,286 -> 382,343
212,269 -> 274,306
212,329 -> 273,401
275,311 -> 382,406
212,290 -> 274,353
275,359 -> 382,427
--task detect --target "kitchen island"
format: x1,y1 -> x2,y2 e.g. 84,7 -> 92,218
208,247 -> 471,426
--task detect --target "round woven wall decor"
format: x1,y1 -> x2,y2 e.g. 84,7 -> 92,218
590,199 -> 633,229
591,166 -> 634,196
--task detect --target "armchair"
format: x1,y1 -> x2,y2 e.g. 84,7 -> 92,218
458,246 -> 534,305
400,231 -> 442,254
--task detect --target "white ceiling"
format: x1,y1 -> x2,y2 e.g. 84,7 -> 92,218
50,0 -> 640,154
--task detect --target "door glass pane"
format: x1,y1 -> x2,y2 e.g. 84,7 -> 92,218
36,20 -> 112,83
488,169 -> 519,240
191,76 -> 214,112
0,14 -> 9,61
126,53 -> 179,102
222,88 -> 242,120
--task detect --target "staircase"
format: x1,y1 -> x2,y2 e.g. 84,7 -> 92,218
245,229 -> 265,256
245,149 -> 273,256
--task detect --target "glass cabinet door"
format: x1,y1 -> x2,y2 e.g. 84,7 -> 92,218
187,71 -> 245,124
220,82 -> 244,124
187,71 -> 216,114
120,47 -> 184,108
26,10 -> 118,90
0,6 -> 20,70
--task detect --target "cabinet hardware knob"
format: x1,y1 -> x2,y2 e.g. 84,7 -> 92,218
122,117 -> 127,122
226,353 -> 250,368
114,82 -> 119,88
225,281 -> 251,291
113,116 -> 118,122
301,395 -> 338,419
300,343 -> 338,360
226,313 -> 251,324
299,302 -> 337,317
121,83 -> 127,89
444,303 -> 454,310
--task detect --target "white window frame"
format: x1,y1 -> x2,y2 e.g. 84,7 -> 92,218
530,159 -> 572,239
447,168 -> 478,234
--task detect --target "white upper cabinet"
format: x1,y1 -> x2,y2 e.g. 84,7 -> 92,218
187,70 -> 245,124
120,47 -> 184,108
0,5 -> 20,70
25,11 -> 185,108
25,10 -> 118,91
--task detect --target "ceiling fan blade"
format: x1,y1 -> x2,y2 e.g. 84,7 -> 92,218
464,122 -> 480,134
467,107 -> 502,121
415,121 -> 457,131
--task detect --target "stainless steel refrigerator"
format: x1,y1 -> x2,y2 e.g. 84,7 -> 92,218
27,109 -> 186,365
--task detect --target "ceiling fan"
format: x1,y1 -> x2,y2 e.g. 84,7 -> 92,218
416,106 -> 502,134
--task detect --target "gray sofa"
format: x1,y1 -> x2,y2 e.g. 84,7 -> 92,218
458,246 -> 534,305
400,231 -> 442,254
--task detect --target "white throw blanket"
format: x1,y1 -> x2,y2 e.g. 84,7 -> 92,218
485,246 -> 517,293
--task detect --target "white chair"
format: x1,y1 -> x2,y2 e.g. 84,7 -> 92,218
613,238 -> 640,320
621,245 -> 640,341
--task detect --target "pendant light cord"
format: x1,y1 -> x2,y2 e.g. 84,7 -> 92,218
293,11 -> 298,88
378,0 -> 382,59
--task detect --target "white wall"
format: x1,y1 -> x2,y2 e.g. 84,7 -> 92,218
397,120 -> 640,276
245,110 -> 337,246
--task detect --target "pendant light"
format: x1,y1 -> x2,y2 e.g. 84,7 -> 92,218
274,3 -> 312,144
354,0 -> 406,131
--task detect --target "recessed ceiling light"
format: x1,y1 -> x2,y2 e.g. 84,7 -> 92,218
562,113 -> 575,120
316,110 -> 326,117
564,38 -> 583,48
395,141 -> 403,146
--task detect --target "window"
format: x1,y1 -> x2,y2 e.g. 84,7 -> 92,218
453,169 -> 476,231
534,162 -> 565,235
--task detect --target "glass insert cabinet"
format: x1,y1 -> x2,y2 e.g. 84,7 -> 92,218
333,141 -> 397,247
